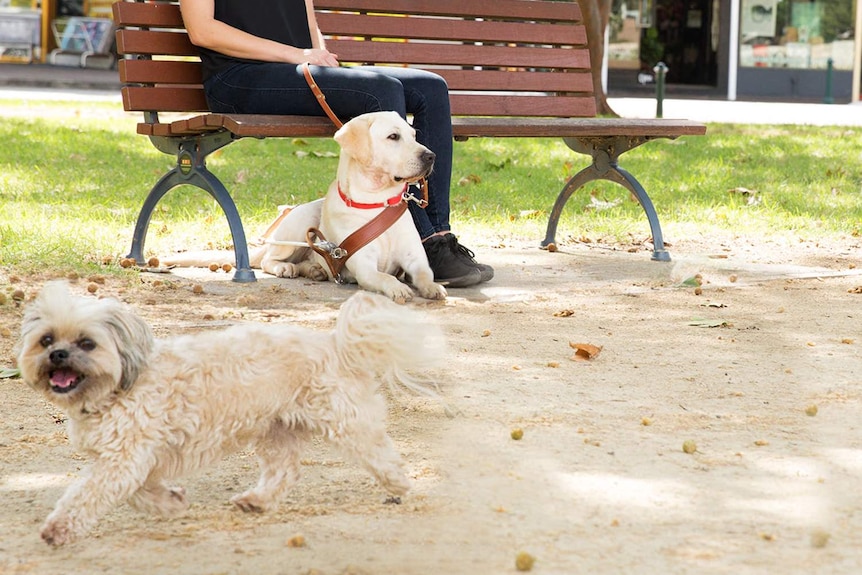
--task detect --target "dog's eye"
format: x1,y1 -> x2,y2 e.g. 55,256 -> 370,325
387,133 -> 400,141
39,334 -> 54,348
78,338 -> 96,352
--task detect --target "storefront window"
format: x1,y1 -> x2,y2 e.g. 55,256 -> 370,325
608,0 -> 649,72
739,0 -> 856,69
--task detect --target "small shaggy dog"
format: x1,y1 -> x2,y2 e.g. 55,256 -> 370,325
17,282 -> 443,546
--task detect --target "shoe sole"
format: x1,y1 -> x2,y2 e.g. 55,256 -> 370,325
437,268 -> 483,288
475,265 -> 494,283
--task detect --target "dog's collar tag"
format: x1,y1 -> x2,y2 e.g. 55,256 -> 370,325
338,184 -> 407,209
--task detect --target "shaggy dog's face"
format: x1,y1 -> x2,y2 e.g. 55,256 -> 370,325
17,283 -> 153,410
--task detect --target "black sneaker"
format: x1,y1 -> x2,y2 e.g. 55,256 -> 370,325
424,234 -> 484,287
442,233 -> 494,283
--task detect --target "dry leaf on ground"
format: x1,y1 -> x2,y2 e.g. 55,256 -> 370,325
569,342 -> 602,361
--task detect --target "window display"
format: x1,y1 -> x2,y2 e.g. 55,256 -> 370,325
739,0 -> 855,70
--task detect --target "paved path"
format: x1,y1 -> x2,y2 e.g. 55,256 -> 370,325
611,97 -> 862,127
2,63 -> 861,126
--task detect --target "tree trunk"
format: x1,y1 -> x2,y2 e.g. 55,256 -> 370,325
579,0 -> 617,117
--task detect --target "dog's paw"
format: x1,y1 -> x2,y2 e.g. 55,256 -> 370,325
378,469 -> 411,497
270,262 -> 299,278
307,263 -> 328,282
130,484 -> 190,516
161,486 -> 189,515
230,492 -> 271,513
297,260 -> 328,281
41,515 -> 78,546
382,283 -> 415,303
417,282 -> 447,300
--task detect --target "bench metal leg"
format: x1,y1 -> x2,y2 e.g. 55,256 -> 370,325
127,135 -> 257,283
542,135 -> 672,262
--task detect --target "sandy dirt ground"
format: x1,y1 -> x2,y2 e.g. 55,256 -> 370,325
1,233 -> 861,575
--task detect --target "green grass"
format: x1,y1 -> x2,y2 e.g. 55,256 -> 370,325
1,98 -> 861,277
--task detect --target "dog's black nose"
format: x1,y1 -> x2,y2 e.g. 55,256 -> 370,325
422,150 -> 436,165
49,349 -> 69,365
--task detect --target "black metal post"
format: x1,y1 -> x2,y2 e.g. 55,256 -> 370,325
653,62 -> 668,118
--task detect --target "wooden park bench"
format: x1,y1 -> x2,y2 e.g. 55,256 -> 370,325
113,0 -> 707,282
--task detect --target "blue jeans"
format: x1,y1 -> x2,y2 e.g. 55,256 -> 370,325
204,63 -> 453,239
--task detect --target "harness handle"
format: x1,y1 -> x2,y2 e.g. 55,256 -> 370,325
302,62 -> 344,129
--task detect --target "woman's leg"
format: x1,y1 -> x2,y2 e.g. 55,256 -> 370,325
368,68 -> 493,283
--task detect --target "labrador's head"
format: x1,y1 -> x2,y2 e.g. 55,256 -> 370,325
334,111 -> 435,191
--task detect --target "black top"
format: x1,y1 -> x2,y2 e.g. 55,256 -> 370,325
199,0 -> 314,82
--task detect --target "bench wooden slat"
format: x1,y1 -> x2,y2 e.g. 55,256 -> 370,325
112,1 -> 184,28
328,41 -> 591,71
122,86 -> 209,113
210,114 -> 339,138
452,117 -> 708,139
315,0 -> 581,22
438,69 -> 593,93
120,86 -> 601,118
113,0 -> 582,28
451,94 -> 597,117
118,59 -> 592,96
116,29 -> 198,58
120,59 -> 203,85
113,3 -> 586,48
316,13 -> 585,46
141,115 -> 337,139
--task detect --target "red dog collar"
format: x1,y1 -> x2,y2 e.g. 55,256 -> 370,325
338,183 -> 406,209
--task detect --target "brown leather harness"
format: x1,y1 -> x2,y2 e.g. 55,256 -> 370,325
297,62 -> 428,283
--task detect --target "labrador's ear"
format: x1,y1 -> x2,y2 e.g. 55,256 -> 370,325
334,115 -> 374,166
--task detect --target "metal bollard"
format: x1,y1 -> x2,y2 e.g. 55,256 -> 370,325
653,62 -> 668,118
823,58 -> 834,104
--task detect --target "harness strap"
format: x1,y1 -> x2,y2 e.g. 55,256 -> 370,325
306,201 -> 408,282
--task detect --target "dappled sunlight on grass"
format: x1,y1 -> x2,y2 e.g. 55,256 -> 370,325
2,110 -> 861,275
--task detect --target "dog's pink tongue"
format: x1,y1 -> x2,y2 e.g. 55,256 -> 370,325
50,370 -> 78,388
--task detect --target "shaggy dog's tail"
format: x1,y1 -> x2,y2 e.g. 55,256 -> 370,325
333,292 -> 445,397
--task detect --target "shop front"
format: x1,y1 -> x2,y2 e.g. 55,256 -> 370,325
0,0 -> 114,67
607,0 -> 860,102
735,0 -> 856,99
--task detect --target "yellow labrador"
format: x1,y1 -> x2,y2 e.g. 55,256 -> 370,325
164,112 -> 446,302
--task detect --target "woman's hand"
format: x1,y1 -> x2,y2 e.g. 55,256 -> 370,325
302,48 -> 339,67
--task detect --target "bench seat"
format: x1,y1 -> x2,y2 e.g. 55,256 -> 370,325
138,114 -> 707,140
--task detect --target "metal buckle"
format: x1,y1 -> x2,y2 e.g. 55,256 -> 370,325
318,241 -> 347,259
402,189 -> 427,207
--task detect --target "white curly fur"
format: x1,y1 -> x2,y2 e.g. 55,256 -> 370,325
17,281 -> 443,546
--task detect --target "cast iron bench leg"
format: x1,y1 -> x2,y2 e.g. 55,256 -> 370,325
542,135 -> 672,262
127,136 -> 257,283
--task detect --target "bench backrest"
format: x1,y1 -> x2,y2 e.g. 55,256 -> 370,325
113,0 -> 596,119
